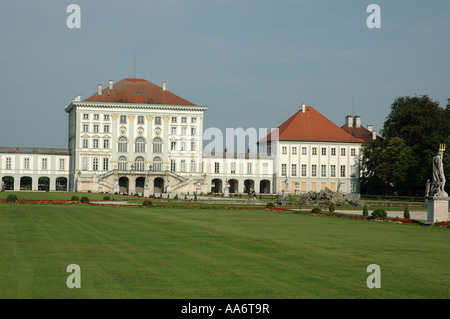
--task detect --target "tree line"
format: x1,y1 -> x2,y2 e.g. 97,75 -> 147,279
360,95 -> 450,196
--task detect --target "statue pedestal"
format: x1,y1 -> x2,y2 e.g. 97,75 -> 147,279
425,196 -> 449,224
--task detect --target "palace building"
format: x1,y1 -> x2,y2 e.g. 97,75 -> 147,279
0,77 -> 373,195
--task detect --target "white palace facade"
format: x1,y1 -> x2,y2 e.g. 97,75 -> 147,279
0,77 -> 374,195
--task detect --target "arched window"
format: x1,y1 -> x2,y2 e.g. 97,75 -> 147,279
135,137 -> 146,153
118,137 -> 128,152
153,157 -> 162,172
135,156 -> 145,171
118,156 -> 127,171
153,137 -> 162,153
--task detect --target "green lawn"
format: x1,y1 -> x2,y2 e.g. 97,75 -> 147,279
0,203 -> 448,299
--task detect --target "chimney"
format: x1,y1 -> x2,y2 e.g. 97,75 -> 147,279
367,125 -> 373,132
354,115 -> 361,128
301,103 -> 306,113
97,84 -> 102,96
108,80 -> 113,90
162,82 -> 167,91
346,115 -> 353,128
73,94 -> 81,101
372,130 -> 377,140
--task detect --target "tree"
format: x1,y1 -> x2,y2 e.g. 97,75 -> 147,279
372,95 -> 450,195
361,137 -> 415,195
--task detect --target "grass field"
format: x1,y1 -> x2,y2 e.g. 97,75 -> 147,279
0,202 -> 448,299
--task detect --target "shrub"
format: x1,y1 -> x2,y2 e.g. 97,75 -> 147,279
6,194 -> 18,203
142,200 -> 153,207
310,207 -> 321,213
194,194 -> 198,202
71,195 -> 79,201
362,205 -> 369,217
266,202 -> 275,208
103,196 -> 110,201
80,196 -> 90,203
174,194 -> 179,200
328,203 -> 335,213
403,206 -> 410,219
371,208 -> 387,219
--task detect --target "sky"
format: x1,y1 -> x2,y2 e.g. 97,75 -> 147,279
0,0 -> 449,149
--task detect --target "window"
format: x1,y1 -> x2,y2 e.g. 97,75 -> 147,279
181,127 -> 187,135
181,117 -> 187,123
191,141 -> 196,151
171,117 -> 177,123
93,158 -> 98,171
312,164 -> 317,177
180,160 -> 186,172
171,127 -> 177,135
191,117 -> 197,124
83,139 -> 88,148
181,141 -> 186,151
247,162 -> 252,174
321,148 -> 327,156
59,158 -> 65,171
135,137 -> 146,153
263,162 -> 268,174
93,139 -> 99,149
118,156 -> 127,171
155,117 -> 162,125
82,157 -> 88,171
331,165 -> 336,177
103,125 -> 110,133
292,147 -> 297,155
331,148 -> 336,156
171,159 -> 176,172
135,157 -> 145,171
118,137 -> 128,152
341,148 -> 346,156
312,147 -> 317,155
302,147 -> 307,155
153,138 -> 162,153
41,158 -> 47,170
170,141 -> 177,151
351,165 -> 356,177
6,157 -> 11,170
104,114 -> 110,121
83,124 -> 89,132
103,158 -> 109,171
340,165 -> 346,177
214,162 -> 220,174
153,157 -> 162,171
321,165 -> 326,177
291,164 -> 297,176
281,164 -> 287,176
231,162 -> 236,174
190,161 -> 196,173
282,146 -> 287,154
94,114 -> 99,120
301,164 -> 307,176
120,115 -> 127,124
137,116 -> 144,125
191,128 -> 196,136
351,148 -> 356,156
83,114 -> 89,120
103,139 -> 109,149
24,158 -> 30,170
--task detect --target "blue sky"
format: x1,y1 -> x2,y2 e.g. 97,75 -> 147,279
1,0 -> 449,148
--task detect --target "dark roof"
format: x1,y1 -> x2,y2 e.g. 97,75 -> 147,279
0,147 -> 70,155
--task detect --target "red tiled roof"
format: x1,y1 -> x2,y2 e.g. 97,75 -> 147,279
84,78 -> 196,105
259,106 -> 364,144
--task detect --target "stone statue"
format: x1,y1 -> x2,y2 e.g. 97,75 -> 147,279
430,146 -> 447,197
